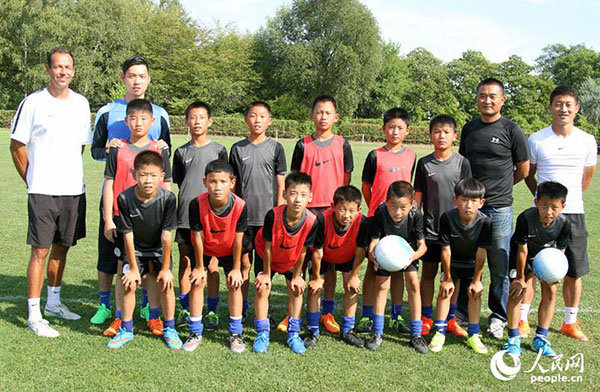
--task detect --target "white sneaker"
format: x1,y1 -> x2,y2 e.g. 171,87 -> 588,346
28,319 -> 60,338
44,303 -> 81,320
486,318 -> 505,339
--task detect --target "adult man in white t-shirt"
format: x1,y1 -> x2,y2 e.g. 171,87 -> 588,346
10,48 -> 92,337
525,85 -> 597,342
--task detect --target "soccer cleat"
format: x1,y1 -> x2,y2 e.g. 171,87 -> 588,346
421,316 -> 433,336
341,330 -> 365,348
148,319 -> 164,336
356,317 -> 373,333
365,333 -> 383,351
139,304 -> 149,321
502,336 -> 522,356
183,333 -> 203,352
253,331 -> 270,353
428,331 -> 446,353
560,322 -> 588,341
287,333 -> 306,354
107,327 -> 134,349
389,315 -> 410,334
410,335 -> 429,354
446,317 -> 468,337
176,309 -> 191,328
466,334 -> 488,354
518,320 -> 530,338
90,304 -> 112,324
321,313 -> 340,334
277,314 -> 290,333
205,311 -> 219,330
302,330 -> 319,350
230,334 -> 246,353
103,318 -> 122,337
163,327 -> 182,349
44,303 -> 81,320
28,319 -> 60,338
533,336 -> 557,357
486,318 -> 505,340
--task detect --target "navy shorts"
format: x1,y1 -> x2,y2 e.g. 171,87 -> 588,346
27,193 -> 86,248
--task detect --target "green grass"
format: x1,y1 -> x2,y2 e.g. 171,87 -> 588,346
1,131 -> 598,391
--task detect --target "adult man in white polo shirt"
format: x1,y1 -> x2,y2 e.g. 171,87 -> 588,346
526,85 -> 597,342
10,48 -> 92,337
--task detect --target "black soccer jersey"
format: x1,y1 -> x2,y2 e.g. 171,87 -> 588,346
369,203 -> 424,249
511,207 -> 571,261
439,208 -> 492,268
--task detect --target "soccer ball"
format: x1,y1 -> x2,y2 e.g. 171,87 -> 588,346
374,235 -> 414,272
533,247 -> 568,284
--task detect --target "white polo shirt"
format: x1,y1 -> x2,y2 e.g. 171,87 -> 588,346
11,88 -> 92,196
528,125 -> 597,214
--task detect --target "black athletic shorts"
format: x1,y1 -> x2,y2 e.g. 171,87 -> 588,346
508,244 -> 534,281
373,259 -> 419,277
189,254 -> 235,275
175,228 -> 192,245
449,265 -> 475,284
421,240 -> 442,263
254,253 -> 300,281
27,193 -> 86,248
315,259 -> 353,274
564,214 -> 588,278
97,201 -> 119,274
122,255 -> 163,277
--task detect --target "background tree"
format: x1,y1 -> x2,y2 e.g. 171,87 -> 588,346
536,44 -> 600,89
579,77 -> 600,127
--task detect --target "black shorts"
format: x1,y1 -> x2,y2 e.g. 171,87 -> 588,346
97,208 -> 119,274
373,259 -> 419,277
508,244 -> 534,281
318,259 -> 353,274
191,254 -> 235,275
122,255 -> 163,277
449,266 -> 475,284
175,228 -> 192,245
421,240 -> 441,263
254,253 -> 299,281
564,214 -> 588,278
27,193 -> 86,248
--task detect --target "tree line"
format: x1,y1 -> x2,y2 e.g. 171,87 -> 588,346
1,0 -> 599,134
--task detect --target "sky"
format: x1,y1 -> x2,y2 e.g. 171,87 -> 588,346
180,0 -> 600,64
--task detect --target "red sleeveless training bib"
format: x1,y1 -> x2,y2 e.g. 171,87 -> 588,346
196,193 -> 245,257
321,208 -> 363,264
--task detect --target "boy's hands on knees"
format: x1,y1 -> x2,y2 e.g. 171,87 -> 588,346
104,219 -> 117,243
122,268 -> 141,291
290,276 -> 306,296
468,279 -> 483,299
190,267 -> 206,286
228,269 -> 243,289
156,139 -> 168,150
440,279 -> 455,298
308,275 -> 324,295
509,278 -> 527,298
255,273 -> 271,292
157,269 -> 174,292
347,275 -> 361,294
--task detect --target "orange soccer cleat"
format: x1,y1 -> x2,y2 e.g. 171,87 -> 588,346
321,313 -> 341,334
421,316 -> 433,336
103,318 -> 122,337
446,317 -> 468,337
518,320 -> 530,338
148,318 -> 164,336
561,322 -> 588,341
277,314 -> 290,333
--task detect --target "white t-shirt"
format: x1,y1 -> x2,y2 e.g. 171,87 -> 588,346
528,125 -> 597,214
11,88 -> 92,196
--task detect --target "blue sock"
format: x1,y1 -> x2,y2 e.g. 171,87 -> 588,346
242,300 -> 249,317
410,320 -> 422,337
468,324 -> 480,337
342,316 -> 355,334
535,327 -> 548,338
141,289 -> 148,307
189,316 -> 204,334
178,293 -> 189,311
229,316 -> 243,335
122,319 -> 133,333
373,314 -> 385,335
287,317 -> 302,339
362,305 -> 374,320
115,309 -> 122,319
164,318 -> 175,329
322,299 -> 335,315
149,307 -> 160,320
307,312 -> 320,335
447,304 -> 457,321
434,320 -> 447,335
508,328 -> 520,338
422,305 -> 433,319
391,303 -> 403,319
207,297 -> 220,313
99,290 -> 111,309
255,318 -> 270,333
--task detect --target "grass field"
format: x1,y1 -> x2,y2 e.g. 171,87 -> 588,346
1,130 -> 598,391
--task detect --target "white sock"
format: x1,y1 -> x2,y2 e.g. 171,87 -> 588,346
46,285 -> 61,308
28,298 -> 42,322
190,315 -> 203,322
564,307 -> 578,324
519,303 -> 531,322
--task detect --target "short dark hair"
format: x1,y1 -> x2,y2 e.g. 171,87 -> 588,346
246,101 -> 272,116
383,108 -> 411,126
134,150 -> 163,171
126,99 -> 153,116
333,185 -> 362,206
536,181 -> 568,203
312,95 -> 337,112
429,114 -> 456,133
550,85 -> 579,105
204,159 -> 234,178
47,48 -> 74,67
285,172 -> 312,191
185,101 -> 212,120
477,78 -> 504,95
454,178 -> 486,199
122,55 -> 149,74
386,181 -> 414,201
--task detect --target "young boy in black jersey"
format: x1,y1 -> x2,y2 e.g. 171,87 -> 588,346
429,178 -> 491,354
503,181 -> 571,357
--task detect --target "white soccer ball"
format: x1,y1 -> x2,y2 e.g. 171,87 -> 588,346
374,235 -> 414,272
533,247 -> 568,284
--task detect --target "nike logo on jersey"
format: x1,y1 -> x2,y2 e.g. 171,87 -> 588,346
450,234 -> 460,238
185,158 -> 193,164
315,159 -> 330,167
389,167 -> 403,173
428,172 -> 435,177
528,234 -> 536,238
558,147 -> 566,151
490,137 -> 501,144
242,156 -> 251,161
210,228 -> 227,233
130,213 -> 140,218
280,243 -> 295,249
327,244 -> 342,250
